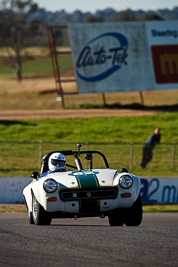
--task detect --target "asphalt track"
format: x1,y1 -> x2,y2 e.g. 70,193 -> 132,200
0,213 -> 178,267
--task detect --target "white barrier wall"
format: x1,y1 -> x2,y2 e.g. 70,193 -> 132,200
0,177 -> 178,204
0,177 -> 31,203
141,178 -> 178,204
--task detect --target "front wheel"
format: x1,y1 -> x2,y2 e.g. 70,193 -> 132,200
28,210 -> 34,224
108,208 -> 125,226
124,194 -> 143,226
32,194 -> 52,225
24,197 -> 34,224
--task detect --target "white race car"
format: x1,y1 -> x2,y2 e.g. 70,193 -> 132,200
23,144 -> 142,226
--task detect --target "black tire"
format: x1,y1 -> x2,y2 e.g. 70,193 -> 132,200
108,209 -> 125,226
28,210 -> 34,224
32,193 -> 52,225
124,194 -> 143,226
24,197 -> 34,224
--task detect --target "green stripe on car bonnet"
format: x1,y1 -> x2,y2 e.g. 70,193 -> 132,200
75,171 -> 99,189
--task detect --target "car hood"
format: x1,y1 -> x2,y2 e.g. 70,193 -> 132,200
45,169 -> 117,189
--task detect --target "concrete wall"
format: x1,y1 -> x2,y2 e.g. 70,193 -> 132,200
0,177 -> 31,203
0,177 -> 178,204
141,178 -> 178,204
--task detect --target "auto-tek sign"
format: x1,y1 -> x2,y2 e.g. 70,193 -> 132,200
68,22 -> 153,94
68,21 -> 178,94
76,32 -> 128,82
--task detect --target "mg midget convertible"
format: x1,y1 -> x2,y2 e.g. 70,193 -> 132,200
23,144 -> 142,226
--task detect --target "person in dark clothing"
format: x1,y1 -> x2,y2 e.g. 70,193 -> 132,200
140,128 -> 161,168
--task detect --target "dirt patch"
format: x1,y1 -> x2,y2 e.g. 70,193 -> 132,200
0,76 -> 175,118
0,76 -> 77,94
1,75 -> 178,111
0,108 -> 166,119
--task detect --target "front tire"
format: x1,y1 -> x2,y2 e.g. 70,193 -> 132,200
124,194 -> 143,226
32,193 -> 52,225
28,210 -> 34,224
108,209 -> 125,226
24,197 -> 34,224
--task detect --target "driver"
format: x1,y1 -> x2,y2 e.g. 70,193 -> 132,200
48,152 -> 67,172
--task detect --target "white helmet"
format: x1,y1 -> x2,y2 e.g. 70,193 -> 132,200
48,152 -> 66,172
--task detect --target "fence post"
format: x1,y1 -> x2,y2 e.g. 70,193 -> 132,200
39,141 -> 43,169
130,142 -> 134,170
172,143 -> 176,169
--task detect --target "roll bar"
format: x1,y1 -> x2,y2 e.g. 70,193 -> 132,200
40,149 -> 110,173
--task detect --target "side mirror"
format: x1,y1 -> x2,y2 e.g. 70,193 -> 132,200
31,171 -> 39,180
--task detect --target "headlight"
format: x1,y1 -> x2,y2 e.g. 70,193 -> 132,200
119,175 -> 133,189
43,179 -> 58,193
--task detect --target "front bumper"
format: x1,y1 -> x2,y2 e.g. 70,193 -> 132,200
44,186 -> 136,216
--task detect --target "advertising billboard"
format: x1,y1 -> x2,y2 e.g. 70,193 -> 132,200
141,178 -> 178,204
146,21 -> 178,89
68,21 -> 178,94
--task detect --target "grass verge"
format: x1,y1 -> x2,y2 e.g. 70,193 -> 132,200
0,204 -> 178,213
143,205 -> 178,213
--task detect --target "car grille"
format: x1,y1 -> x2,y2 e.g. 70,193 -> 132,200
60,187 -> 118,201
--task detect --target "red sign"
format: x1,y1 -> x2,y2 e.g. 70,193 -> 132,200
151,45 -> 178,84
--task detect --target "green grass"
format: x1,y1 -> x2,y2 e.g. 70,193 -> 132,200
22,56 -> 73,75
0,204 -> 177,213
143,205 -> 178,212
22,58 -> 53,74
0,113 -> 178,177
0,54 -> 73,76
0,113 -> 178,143
0,205 -> 27,213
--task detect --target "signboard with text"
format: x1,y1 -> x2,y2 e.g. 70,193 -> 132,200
141,178 -> 178,204
146,20 -> 178,89
68,21 -> 178,94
